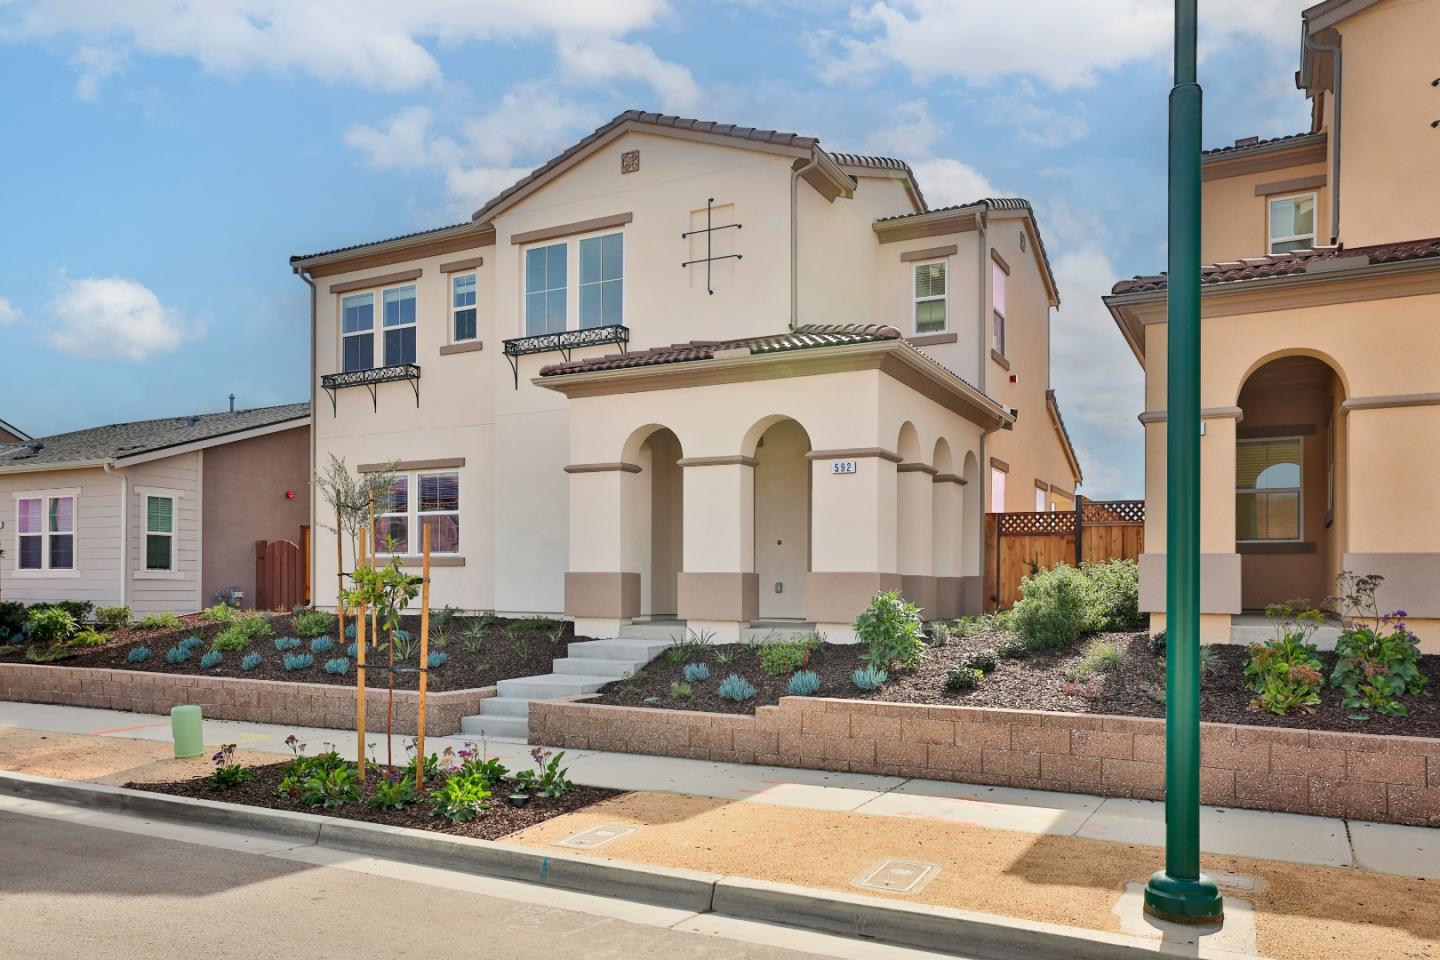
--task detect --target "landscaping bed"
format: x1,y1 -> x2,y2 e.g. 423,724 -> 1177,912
129,749 -> 620,842
0,609 -> 573,693
591,630 -> 1440,738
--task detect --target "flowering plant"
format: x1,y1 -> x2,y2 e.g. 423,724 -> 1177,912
209,743 -> 253,791
1328,572 -> 1427,719
1244,600 -> 1326,715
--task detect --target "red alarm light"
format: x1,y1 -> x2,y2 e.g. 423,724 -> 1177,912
285,489 -> 296,500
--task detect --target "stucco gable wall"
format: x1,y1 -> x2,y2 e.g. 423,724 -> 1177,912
1202,159 -> 1331,263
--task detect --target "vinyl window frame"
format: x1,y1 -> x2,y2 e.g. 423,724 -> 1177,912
339,280 -> 419,373
1236,436 -> 1303,543
991,260 -> 1008,357
133,485 -> 185,580
522,228 -> 627,337
451,271 -> 478,344
12,487 -> 80,578
911,260 -> 948,335
1267,192 -> 1317,255
372,471 -> 461,557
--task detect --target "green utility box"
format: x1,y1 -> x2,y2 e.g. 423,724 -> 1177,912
171,705 -> 203,759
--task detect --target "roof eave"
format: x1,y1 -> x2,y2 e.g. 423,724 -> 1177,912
112,415 -> 312,468
1046,391 -> 1084,485
290,223 -> 494,273
0,458 -> 113,476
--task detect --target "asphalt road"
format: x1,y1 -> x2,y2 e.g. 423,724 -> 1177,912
0,809 -> 922,960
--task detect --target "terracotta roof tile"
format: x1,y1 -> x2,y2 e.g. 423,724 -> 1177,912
1201,131 -> 1323,158
538,323 -> 902,377
1110,237 -> 1440,295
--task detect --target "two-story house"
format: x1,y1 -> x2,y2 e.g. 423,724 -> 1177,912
1106,0 -> 1440,648
292,111 -> 1081,641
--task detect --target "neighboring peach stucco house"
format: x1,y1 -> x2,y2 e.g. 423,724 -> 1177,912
1106,0 -> 1440,648
0,404 -> 311,614
292,111 -> 1082,642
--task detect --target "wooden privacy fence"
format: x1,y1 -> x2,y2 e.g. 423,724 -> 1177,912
255,526 -> 310,611
984,498 -> 1144,611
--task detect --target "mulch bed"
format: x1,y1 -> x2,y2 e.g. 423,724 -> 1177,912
129,760 -> 621,842
591,632 -> 1440,738
0,613 -> 576,693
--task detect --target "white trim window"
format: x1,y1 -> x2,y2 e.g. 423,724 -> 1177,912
452,272 -> 478,343
341,292 -> 375,372
15,490 -> 76,572
990,467 -> 1007,513
1268,193 -> 1316,254
382,284 -> 417,365
991,261 -> 1008,356
1237,437 -> 1302,541
374,471 -> 461,555
579,232 -> 623,329
913,261 -> 946,334
144,493 -> 176,572
524,242 -> 568,336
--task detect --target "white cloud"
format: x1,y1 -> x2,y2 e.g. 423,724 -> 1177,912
910,158 -> 1000,208
812,0 -> 1311,91
985,82 -> 1090,148
556,35 -> 701,114
0,297 -> 21,325
46,277 -> 191,361
68,44 -> 127,101
6,0 -> 674,96
859,100 -> 1002,208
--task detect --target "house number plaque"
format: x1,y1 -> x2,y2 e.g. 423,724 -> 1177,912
831,460 -> 858,475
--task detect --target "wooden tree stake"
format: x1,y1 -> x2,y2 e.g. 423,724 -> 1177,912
335,504 -> 345,649
355,527 -> 368,785
416,524 -> 431,787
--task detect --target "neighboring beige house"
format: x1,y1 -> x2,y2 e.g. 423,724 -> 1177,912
0,404 -> 311,615
292,111 -> 1081,641
1106,0 -> 1440,648
0,417 -> 29,446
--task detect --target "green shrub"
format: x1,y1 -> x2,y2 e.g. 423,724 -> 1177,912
996,635 -> 1030,659
310,636 -> 334,654
927,621 -> 953,646
283,652 -> 314,671
179,635 -> 205,653
1243,601 -> 1326,715
427,650 -> 448,669
299,766 -> 361,809
788,670 -> 822,696
199,650 -> 223,670
430,770 -> 491,822
961,650 -> 997,674
670,681 -> 693,700
682,662 -> 710,683
274,636 -> 302,652
944,666 -> 982,691
1010,564 -> 1090,651
137,612 -> 182,631
69,629 -> 108,648
165,645 -> 191,664
1329,572 -> 1428,718
663,629 -> 714,664
211,627 -> 249,652
758,637 -> 816,677
1147,630 -> 1167,656
26,607 -> 77,646
0,601 -> 26,638
717,674 -> 757,702
34,600 -> 94,623
367,775 -> 417,812
323,657 -> 350,675
291,608 -> 337,639
202,603 -> 235,623
853,591 -> 926,671
127,646 -> 153,663
851,664 -> 888,691
1080,559 -> 1142,631
94,605 -> 132,629
241,651 -> 263,671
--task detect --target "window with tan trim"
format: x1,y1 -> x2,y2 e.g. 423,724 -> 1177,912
1268,193 -> 1316,254
991,261 -> 1007,356
913,261 -> 947,333
374,471 -> 460,555
1237,438 -> 1301,541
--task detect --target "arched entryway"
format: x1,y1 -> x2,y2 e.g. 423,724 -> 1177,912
624,426 -> 684,620
961,450 -> 981,613
750,418 -> 812,620
932,438 -> 964,619
1234,354 -> 1347,611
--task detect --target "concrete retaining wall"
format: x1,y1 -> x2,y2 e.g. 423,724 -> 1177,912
0,662 -> 493,736
530,696 -> 1440,827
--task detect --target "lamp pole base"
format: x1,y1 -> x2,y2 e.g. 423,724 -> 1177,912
1143,870 -> 1224,925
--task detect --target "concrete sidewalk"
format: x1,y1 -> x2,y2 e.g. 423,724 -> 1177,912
0,699 -> 1429,879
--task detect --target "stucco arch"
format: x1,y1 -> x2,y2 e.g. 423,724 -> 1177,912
620,422 -> 686,464
961,450 -> 982,580
932,437 -> 955,475
1232,347 -> 1350,406
740,413 -> 813,460
897,421 -> 922,463
753,417 -> 813,619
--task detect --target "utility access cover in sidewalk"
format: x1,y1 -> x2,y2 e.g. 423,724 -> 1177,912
853,859 -> 941,895
556,824 -> 636,850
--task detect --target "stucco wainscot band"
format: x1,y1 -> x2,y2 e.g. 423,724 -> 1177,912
529,697 -> 1440,827
0,663 -> 495,737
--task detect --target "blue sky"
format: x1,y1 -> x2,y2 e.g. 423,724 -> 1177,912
0,1 -> 1316,498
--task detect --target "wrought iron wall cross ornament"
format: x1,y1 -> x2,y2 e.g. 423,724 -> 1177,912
681,197 -> 742,295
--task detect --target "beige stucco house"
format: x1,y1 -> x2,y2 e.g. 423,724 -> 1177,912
293,111 -> 1081,641
0,404 -> 311,614
1106,0 -> 1440,648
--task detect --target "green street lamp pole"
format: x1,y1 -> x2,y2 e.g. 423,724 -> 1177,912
1144,0 -> 1224,925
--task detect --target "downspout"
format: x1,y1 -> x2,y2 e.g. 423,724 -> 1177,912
103,461 -> 126,608
789,153 -> 821,330
294,264 -> 318,609
976,206 -> 992,519
1303,26 -> 1342,244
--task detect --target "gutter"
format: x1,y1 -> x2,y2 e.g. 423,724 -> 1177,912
294,264 -> 319,608
1302,25 -> 1343,245
789,154 -> 821,330
103,462 -> 127,608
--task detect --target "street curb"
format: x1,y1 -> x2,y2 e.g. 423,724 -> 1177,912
0,771 -> 1266,960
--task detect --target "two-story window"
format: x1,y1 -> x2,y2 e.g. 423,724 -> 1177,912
15,490 -> 76,572
524,232 -> 624,336
1268,194 -> 1316,255
341,282 -> 416,372
374,471 -> 461,556
991,259 -> 1008,357
452,273 -> 478,343
912,261 -> 946,334
1236,438 -> 1301,541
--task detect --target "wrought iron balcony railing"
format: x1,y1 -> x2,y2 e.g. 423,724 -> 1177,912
500,324 -> 629,388
320,363 -> 421,415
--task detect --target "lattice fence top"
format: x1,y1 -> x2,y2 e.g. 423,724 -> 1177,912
1081,499 -> 1145,524
997,511 -> 1075,535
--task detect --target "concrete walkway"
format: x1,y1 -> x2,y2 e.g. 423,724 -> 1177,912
0,700 -> 1430,880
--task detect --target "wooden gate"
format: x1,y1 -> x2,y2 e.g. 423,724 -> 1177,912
255,537 -> 305,611
984,498 -> 1144,611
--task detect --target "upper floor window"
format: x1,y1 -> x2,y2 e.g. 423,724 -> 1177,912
525,243 -> 568,336
990,467 -> 1007,513
580,232 -> 623,329
341,293 -> 374,372
991,261 -> 1008,356
1268,194 -> 1316,255
913,262 -> 946,333
16,491 -> 75,571
452,273 -> 477,343
1236,437 -> 1301,541
382,285 -> 417,365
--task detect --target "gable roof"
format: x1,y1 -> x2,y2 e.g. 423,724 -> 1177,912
1109,237 -> 1440,295
0,417 -> 30,442
1201,131 -> 1324,160
0,402 -> 310,473
1045,389 -> 1084,486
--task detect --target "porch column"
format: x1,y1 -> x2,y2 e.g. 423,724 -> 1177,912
677,460 -> 757,644
932,473 -> 965,620
897,462 -> 937,619
806,449 -> 901,643
564,464 -> 641,640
